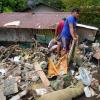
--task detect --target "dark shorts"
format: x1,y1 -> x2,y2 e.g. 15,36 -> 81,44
58,36 -> 71,51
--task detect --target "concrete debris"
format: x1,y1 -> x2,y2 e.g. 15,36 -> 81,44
0,90 -> 6,100
0,45 -> 49,99
92,43 -> 99,50
84,86 -> 97,97
40,61 -> 48,69
90,78 -> 100,91
74,40 -> 100,99
96,93 -> 100,99
4,78 -> 18,96
93,48 -> 100,60
0,38 -> 99,100
51,79 -> 63,90
13,56 -> 21,63
35,88 -> 48,96
0,69 -> 6,76
25,71 -> 39,81
99,85 -> 100,92
9,90 -> 27,100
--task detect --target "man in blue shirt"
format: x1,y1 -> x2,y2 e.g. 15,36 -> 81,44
59,8 -> 80,55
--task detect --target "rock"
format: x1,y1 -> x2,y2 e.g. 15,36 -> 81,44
9,90 -> 27,100
51,80 -> 62,90
35,88 -> 48,96
4,78 -> 18,96
25,71 -> 39,82
92,43 -> 99,50
13,56 -> 21,63
15,76 -> 21,83
96,93 -> 100,99
84,86 -> 97,97
0,90 -> 6,100
40,61 -> 47,69
90,79 -> 100,92
0,69 -> 6,77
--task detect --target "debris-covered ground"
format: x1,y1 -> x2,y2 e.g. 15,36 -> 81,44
0,38 -> 100,100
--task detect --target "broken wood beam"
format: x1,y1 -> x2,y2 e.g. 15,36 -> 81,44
68,40 -> 76,65
34,62 -> 50,87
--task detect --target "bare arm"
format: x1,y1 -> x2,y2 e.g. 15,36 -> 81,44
69,23 -> 78,40
55,23 -> 58,36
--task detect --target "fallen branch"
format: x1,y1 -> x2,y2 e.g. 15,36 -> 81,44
39,81 -> 84,100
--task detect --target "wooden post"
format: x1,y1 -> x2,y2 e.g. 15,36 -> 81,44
68,40 -> 76,65
34,62 -> 50,87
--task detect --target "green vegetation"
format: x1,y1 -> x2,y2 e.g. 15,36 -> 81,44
0,0 -> 100,26
0,0 -> 27,12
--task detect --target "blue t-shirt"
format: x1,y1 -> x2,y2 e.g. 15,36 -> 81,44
60,15 -> 77,40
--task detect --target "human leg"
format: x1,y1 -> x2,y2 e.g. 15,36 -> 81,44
61,37 -> 70,56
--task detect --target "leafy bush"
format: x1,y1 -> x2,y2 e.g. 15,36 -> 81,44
3,7 -> 13,12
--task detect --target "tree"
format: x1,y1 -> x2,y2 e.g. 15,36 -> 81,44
62,0 -> 100,26
0,0 -> 100,26
0,0 -> 27,12
40,0 -> 65,10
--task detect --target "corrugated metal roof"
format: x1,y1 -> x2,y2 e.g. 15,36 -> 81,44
0,12 -> 70,29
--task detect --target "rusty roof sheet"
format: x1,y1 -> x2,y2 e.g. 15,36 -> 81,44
0,12 -> 70,29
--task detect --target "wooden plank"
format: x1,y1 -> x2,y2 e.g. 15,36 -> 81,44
68,40 -> 76,64
34,62 -> 50,87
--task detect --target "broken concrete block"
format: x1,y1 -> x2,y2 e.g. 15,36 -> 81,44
0,90 -> 6,100
10,90 -> 27,100
96,93 -> 100,99
40,61 -> 47,69
51,80 -> 62,90
4,78 -> 18,96
0,69 -> 6,76
93,49 -> 100,60
35,88 -> 48,96
25,71 -> 39,82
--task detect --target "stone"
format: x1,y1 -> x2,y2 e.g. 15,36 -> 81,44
0,91 -> 6,100
4,78 -> 18,96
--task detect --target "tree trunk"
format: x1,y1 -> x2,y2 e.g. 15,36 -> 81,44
39,81 -> 84,100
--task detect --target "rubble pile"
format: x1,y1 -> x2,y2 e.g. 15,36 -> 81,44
0,45 -> 49,100
0,40 -> 100,100
74,40 -> 100,99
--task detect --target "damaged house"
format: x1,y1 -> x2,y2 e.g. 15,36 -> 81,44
0,12 -> 69,44
0,2 -> 100,100
0,2 -> 99,44
0,12 -> 99,44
